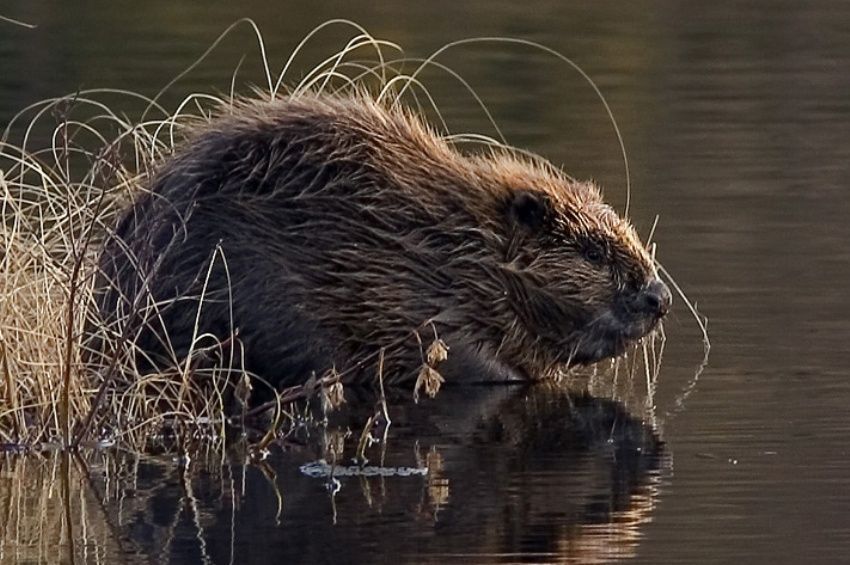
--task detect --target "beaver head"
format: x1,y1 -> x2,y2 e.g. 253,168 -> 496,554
483,160 -> 670,373
100,94 -> 671,385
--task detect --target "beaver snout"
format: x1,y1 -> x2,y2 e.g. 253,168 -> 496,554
617,278 -> 672,325
636,279 -> 672,319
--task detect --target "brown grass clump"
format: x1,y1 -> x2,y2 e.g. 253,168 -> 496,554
0,91 -> 176,448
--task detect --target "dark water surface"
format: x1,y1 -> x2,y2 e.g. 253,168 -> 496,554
2,1 -> 849,563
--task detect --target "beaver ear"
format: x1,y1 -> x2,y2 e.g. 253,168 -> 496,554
507,190 -> 552,231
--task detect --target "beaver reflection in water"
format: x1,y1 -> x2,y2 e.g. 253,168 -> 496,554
95,94 -> 671,387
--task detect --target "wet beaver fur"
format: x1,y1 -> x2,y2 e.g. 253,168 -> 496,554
95,93 -> 671,388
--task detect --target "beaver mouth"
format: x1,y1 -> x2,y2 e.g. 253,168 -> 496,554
561,279 -> 672,366
505,272 -> 671,368
565,309 -> 662,365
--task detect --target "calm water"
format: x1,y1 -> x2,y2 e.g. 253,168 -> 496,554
2,1 -> 849,563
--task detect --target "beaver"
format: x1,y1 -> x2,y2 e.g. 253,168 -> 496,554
94,93 -> 671,389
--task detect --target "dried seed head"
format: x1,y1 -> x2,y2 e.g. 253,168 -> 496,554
234,372 -> 253,408
426,338 -> 449,366
414,365 -> 445,402
320,380 -> 345,414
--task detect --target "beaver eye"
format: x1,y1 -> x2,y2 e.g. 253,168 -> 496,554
582,244 -> 605,265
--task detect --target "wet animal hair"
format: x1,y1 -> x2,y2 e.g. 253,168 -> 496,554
95,93 -> 669,389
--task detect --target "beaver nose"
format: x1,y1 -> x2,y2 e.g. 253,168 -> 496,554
639,279 -> 672,318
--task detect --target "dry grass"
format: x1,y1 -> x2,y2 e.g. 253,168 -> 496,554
0,19 -> 707,453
